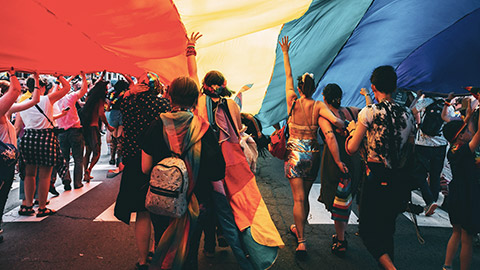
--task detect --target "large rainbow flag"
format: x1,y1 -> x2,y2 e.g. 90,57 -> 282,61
2,0 -> 480,128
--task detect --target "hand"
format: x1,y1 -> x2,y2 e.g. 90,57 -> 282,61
360,88 -> 368,97
466,98 -> 473,119
447,92 -> 454,101
336,161 -> 349,174
279,36 -> 291,53
238,84 -> 252,94
9,67 -> 15,76
187,32 -> 202,46
416,89 -> 423,97
108,125 -> 115,132
346,121 -> 357,135
34,71 -> 39,81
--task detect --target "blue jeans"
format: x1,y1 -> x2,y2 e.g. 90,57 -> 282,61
58,128 -> 85,187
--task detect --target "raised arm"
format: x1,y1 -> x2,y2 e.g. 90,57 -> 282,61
360,88 -> 373,105
119,73 -> 134,87
441,93 -> 456,122
8,72 -> 41,114
0,68 -> 21,116
48,75 -> 70,104
77,71 -> 88,99
318,117 -> 348,173
279,36 -> 297,111
186,32 -> 202,88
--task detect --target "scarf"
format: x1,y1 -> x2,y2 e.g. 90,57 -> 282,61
150,111 -> 209,270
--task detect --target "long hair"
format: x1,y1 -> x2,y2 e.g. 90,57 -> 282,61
81,81 -> 108,126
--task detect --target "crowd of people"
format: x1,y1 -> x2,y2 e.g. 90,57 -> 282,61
0,32 -> 479,270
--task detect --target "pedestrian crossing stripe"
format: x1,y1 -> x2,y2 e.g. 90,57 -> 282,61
94,203 -> 136,222
403,190 -> 452,228
3,182 -> 101,222
308,184 -> 359,225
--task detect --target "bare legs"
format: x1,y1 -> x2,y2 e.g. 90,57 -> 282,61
24,165 -> 53,209
334,221 -> 347,241
136,211 -> 153,265
444,225 -> 473,270
289,177 -> 314,252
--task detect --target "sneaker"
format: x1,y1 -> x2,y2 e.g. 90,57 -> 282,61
424,203 -> 438,216
64,184 -> 72,191
74,184 -> 84,189
49,184 -> 60,196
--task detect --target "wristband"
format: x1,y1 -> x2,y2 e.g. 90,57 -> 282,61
34,86 -> 39,89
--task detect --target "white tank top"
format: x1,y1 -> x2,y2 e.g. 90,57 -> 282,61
19,95 -> 54,130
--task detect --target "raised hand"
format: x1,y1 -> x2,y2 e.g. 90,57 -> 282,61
279,36 -> 291,53
187,32 -> 202,46
360,88 -> 368,96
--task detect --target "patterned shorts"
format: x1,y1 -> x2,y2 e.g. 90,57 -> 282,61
19,129 -> 59,166
284,138 -> 321,180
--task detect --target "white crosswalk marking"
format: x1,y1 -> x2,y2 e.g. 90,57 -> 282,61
94,203 -> 136,222
3,182 -> 100,222
403,191 -> 452,228
308,184 -> 359,225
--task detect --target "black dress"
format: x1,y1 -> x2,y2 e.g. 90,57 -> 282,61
318,107 -> 362,211
114,91 -> 171,224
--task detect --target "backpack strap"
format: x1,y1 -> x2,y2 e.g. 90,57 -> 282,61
34,104 -> 56,128
345,107 -> 356,121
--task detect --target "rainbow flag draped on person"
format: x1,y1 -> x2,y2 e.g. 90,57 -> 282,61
198,96 -> 284,269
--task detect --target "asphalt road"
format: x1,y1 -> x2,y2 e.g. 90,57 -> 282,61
1,145 -> 479,270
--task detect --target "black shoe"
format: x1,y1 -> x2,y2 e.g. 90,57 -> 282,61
64,184 -> 72,191
49,185 -> 60,196
74,184 -> 84,189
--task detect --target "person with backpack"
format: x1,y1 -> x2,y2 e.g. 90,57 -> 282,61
411,94 -> 453,216
346,66 -> 416,269
141,76 -> 225,270
114,72 -> 171,270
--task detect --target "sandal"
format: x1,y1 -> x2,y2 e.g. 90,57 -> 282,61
295,239 -> 307,260
18,205 -> 35,216
146,251 -> 154,264
36,208 -> 56,218
289,224 -> 298,241
135,262 -> 149,270
34,200 -> 50,206
331,239 -> 348,258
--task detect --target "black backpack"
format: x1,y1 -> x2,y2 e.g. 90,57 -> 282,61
419,98 -> 445,136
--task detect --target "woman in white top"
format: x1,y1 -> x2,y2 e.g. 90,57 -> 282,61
18,73 -> 70,217
0,68 -> 40,236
